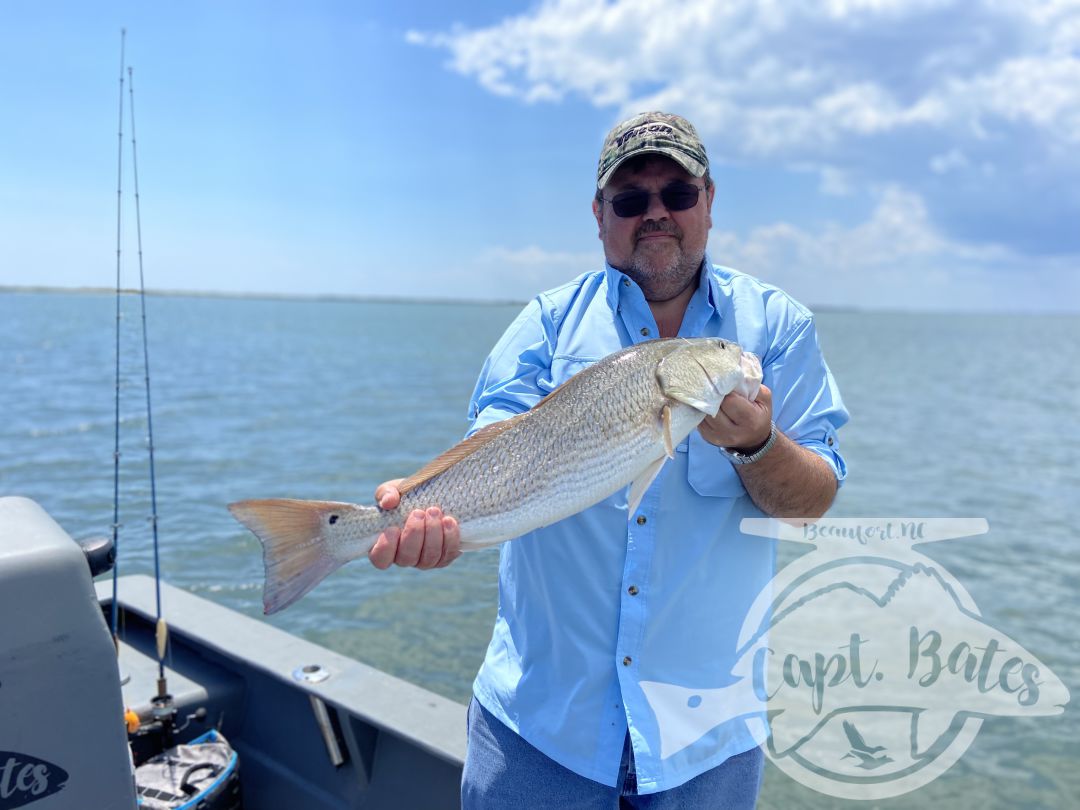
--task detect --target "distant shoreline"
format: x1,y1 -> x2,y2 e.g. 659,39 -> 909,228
2,284 -> 1076,316
0,284 -> 528,308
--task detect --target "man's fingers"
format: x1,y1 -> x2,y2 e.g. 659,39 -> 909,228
719,392 -> 756,422
369,526 -> 400,570
416,508 -> 445,570
375,478 -> 404,510
367,503 -> 461,571
436,516 -> 462,568
720,384 -> 772,422
395,509 -> 427,567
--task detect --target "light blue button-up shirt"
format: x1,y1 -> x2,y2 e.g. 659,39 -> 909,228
466,258 -> 848,794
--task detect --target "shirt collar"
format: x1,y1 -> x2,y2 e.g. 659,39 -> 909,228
603,254 -> 720,338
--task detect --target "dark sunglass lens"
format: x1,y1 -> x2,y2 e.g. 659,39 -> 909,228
611,190 -> 649,217
661,184 -> 700,211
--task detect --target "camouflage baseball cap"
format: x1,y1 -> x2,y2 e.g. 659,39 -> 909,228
596,112 -> 708,189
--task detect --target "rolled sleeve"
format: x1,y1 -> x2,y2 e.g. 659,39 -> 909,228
764,314 -> 849,484
467,298 -> 557,436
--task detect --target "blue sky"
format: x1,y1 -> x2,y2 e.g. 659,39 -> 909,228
2,0 -> 1078,311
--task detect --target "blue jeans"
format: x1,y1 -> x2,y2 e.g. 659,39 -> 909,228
461,698 -> 763,809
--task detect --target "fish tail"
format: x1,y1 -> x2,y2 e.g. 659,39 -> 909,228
228,498 -> 378,615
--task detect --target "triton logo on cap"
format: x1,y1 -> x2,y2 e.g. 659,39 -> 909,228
615,123 -> 675,148
597,111 -> 709,189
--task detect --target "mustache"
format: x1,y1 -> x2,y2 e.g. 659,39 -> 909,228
636,220 -> 682,240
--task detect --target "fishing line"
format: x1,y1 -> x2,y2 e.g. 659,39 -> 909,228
110,27 -> 126,650
128,64 -> 170,693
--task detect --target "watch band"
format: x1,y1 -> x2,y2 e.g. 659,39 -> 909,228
721,422 -> 777,465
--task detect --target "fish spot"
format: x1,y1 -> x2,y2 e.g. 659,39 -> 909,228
687,694 -> 702,709
328,515 -> 339,525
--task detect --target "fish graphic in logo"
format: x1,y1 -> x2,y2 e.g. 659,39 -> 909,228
639,518 -> 1071,800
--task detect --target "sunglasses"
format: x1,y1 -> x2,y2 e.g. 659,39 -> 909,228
600,182 -> 704,218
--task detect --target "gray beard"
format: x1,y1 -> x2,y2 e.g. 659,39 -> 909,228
626,244 -> 705,303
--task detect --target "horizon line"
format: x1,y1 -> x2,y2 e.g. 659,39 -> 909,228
2,283 -> 1078,317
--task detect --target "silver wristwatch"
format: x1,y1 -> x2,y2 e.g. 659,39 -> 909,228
721,422 -> 777,465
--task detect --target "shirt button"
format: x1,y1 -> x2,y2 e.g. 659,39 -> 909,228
623,278 -> 630,287
827,436 -> 834,446
627,585 -> 639,596
622,656 -> 632,666
636,515 -> 646,525
640,327 -> 650,337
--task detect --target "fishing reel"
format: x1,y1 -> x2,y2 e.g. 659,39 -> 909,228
127,695 -> 209,765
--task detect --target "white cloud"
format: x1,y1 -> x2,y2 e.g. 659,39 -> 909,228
456,188 -> 1079,311
714,187 -> 945,273
929,149 -> 968,174
409,0 -> 1080,266
477,245 -> 596,272
704,185 -> 1074,310
408,0 -> 1080,152
439,245 -> 599,301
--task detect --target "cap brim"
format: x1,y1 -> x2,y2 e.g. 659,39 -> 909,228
597,149 -> 707,189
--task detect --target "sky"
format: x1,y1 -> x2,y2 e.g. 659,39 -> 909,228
2,0 -> 1078,311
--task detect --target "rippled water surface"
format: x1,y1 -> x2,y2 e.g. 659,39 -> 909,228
3,290 -> 1077,808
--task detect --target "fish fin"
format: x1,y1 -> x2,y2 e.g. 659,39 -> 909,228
398,372 -> 589,498
656,347 -> 724,415
530,376 -> 574,411
662,404 -> 675,459
768,707 -> 820,757
912,709 -> 957,757
229,499 -> 368,615
627,455 -> 666,516
640,680 -> 761,760
398,418 -> 518,496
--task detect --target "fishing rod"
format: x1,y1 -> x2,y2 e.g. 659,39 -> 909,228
128,64 -> 170,700
110,28 -> 126,652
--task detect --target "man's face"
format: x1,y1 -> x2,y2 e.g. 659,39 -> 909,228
592,156 -> 714,303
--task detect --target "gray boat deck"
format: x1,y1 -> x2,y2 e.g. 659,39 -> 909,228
101,574 -> 467,808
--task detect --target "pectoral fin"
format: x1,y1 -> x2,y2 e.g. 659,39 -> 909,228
662,404 -> 675,459
627,455 -> 666,516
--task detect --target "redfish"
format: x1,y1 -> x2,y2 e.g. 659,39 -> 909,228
230,338 -> 762,614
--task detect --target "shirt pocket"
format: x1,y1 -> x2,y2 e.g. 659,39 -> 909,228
549,355 -> 599,388
680,431 -> 747,499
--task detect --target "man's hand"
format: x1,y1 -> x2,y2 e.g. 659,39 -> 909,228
698,385 -> 773,451
369,479 -> 462,570
697,385 -> 838,519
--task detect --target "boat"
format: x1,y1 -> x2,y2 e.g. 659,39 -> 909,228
0,495 -> 465,809
0,30 -> 467,809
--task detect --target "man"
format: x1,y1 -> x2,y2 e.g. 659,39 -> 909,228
373,112 -> 848,807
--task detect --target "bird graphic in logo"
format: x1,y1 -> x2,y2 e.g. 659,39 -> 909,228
840,720 -> 893,770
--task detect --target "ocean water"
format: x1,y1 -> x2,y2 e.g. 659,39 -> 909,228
2,290 -> 1078,808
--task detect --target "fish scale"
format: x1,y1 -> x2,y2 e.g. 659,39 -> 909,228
397,341 -> 684,544
230,337 -> 761,613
